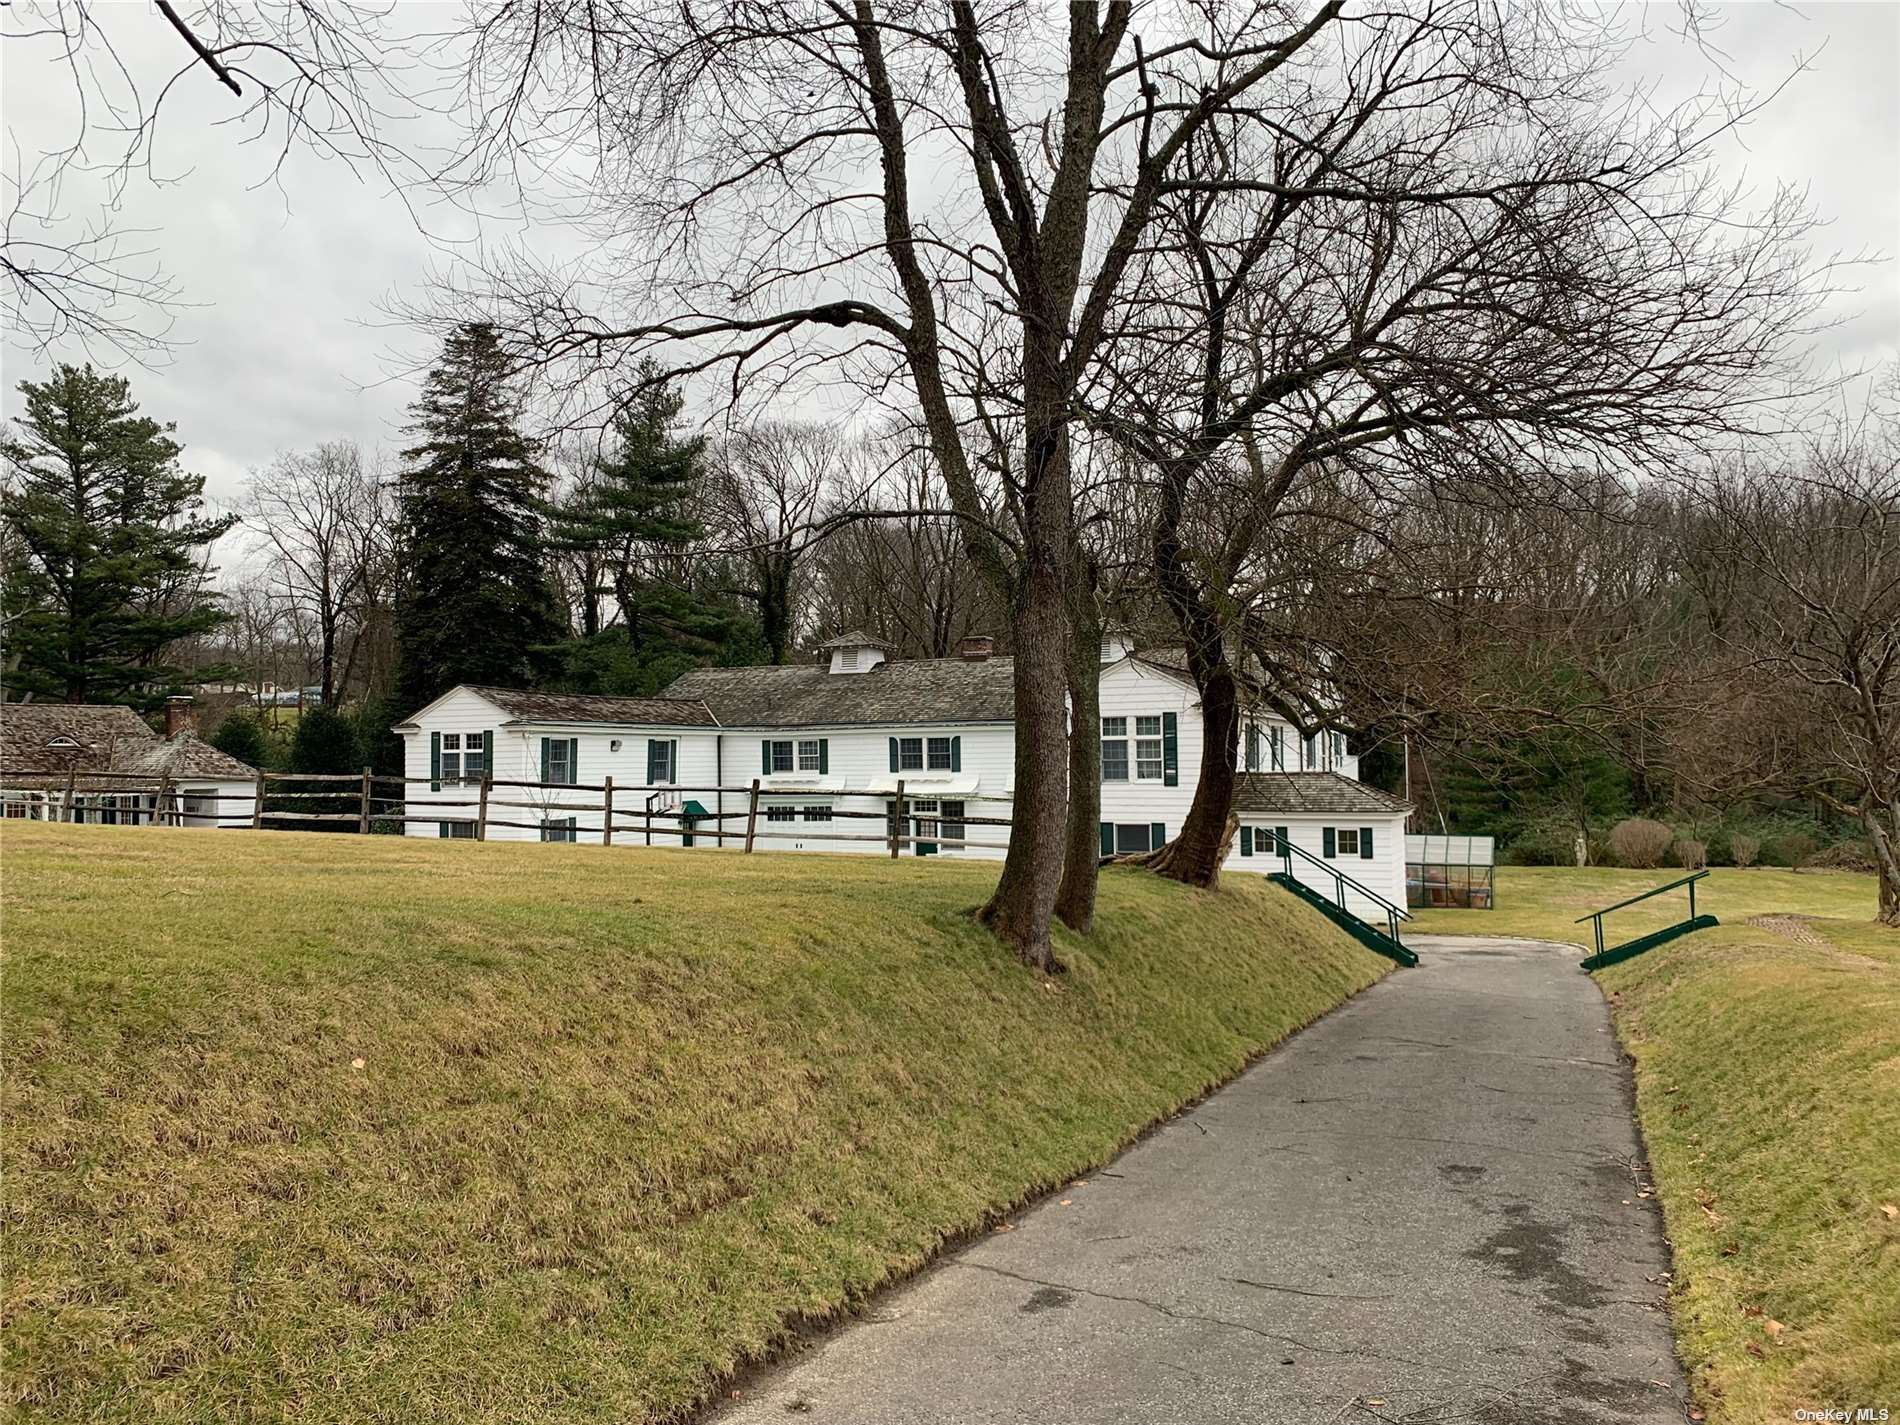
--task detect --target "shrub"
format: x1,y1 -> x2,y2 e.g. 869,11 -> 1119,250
1673,838 -> 1708,871
1729,833 -> 1761,868
1608,817 -> 1675,869
1766,830 -> 1819,867
1801,839 -> 1877,873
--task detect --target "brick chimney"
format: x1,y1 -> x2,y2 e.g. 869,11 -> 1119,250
164,695 -> 194,739
958,635 -> 994,662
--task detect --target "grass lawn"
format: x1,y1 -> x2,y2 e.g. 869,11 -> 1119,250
1414,867 -> 1900,1423
1,824 -> 1387,1424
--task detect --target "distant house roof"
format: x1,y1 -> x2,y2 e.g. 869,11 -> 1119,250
816,629 -> 895,651
663,657 -> 1018,728
1233,772 -> 1411,817
461,686 -> 721,727
1,702 -> 257,785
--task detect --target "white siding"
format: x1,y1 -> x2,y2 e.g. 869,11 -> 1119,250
1222,813 -> 1409,922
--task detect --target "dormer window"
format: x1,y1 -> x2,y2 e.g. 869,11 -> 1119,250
45,735 -> 82,751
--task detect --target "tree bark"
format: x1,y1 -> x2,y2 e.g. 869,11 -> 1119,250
1055,556 -> 1103,933
1142,662 -> 1240,887
1867,803 -> 1900,927
979,556 -> 1070,971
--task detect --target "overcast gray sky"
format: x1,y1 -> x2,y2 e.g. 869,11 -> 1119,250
4,1 -> 1896,528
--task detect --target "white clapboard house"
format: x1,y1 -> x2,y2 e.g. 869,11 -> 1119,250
396,630 -> 1411,921
0,699 -> 258,826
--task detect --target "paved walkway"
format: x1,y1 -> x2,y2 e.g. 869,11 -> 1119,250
714,936 -> 1687,1425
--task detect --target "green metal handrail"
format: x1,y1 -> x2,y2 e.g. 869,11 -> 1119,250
1275,835 -> 1412,950
1576,870 -> 1710,964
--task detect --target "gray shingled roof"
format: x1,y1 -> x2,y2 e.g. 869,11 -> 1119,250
663,657 -> 1016,728
1,703 -> 257,783
464,686 -> 720,727
1233,772 -> 1411,817
2,703 -> 157,773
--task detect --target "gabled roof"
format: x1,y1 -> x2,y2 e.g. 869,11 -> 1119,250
663,657 -> 1017,728
2,703 -> 157,773
122,733 -> 259,781
0,703 -> 258,782
1233,772 -> 1411,817
461,686 -> 720,727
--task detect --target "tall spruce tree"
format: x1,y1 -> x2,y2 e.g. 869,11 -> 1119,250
1,365 -> 235,708
545,365 -> 705,655
393,323 -> 562,714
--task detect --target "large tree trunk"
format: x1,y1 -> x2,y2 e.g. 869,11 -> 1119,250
980,558 -> 1070,970
1055,558 -> 1102,933
1867,802 -> 1900,928
1143,662 -> 1240,887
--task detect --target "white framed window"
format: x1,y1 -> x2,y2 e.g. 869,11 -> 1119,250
648,739 -> 676,784
544,737 -> 576,786
768,740 -> 795,772
541,817 -> 577,843
801,804 -> 832,823
797,739 -> 823,772
1101,717 -> 1129,781
3,798 -> 29,819
1336,828 -> 1360,856
912,798 -> 940,841
1135,715 -> 1164,780
927,736 -> 953,770
440,733 -> 488,783
766,804 -> 796,823
438,819 -> 476,839
897,737 -> 924,771
1330,731 -> 1347,766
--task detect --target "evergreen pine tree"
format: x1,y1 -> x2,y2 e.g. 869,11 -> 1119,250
209,710 -> 270,769
1,365 -> 236,707
545,364 -> 705,655
393,323 -> 563,713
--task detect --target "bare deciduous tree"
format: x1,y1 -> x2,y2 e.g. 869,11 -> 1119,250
242,439 -> 388,707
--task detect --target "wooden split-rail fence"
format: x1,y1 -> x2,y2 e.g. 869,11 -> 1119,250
0,769 -> 1014,856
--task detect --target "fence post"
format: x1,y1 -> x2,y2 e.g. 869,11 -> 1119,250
357,766 -> 372,833
744,778 -> 760,852
890,780 -> 904,858
476,773 -> 491,841
251,770 -> 265,830
62,768 -> 77,824
602,775 -> 614,846
151,774 -> 171,827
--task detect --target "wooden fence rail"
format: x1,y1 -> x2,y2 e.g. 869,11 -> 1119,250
1,768 -> 1013,855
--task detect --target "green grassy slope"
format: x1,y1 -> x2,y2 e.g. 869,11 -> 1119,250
1,825 -> 1387,1424
1413,867 -> 1900,1422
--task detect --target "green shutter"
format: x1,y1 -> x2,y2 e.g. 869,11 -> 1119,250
438,820 -> 450,839
1361,826 -> 1375,859
1099,822 -> 1114,857
1275,825 -> 1288,859
540,737 -> 551,783
762,740 -> 773,774
888,738 -> 899,773
1162,713 -> 1178,786
647,740 -> 660,783
1240,826 -> 1254,857
818,738 -> 829,774
568,738 -> 579,784
1149,821 -> 1165,850
430,731 -> 441,791
1323,827 -> 1336,859
949,735 -> 961,772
